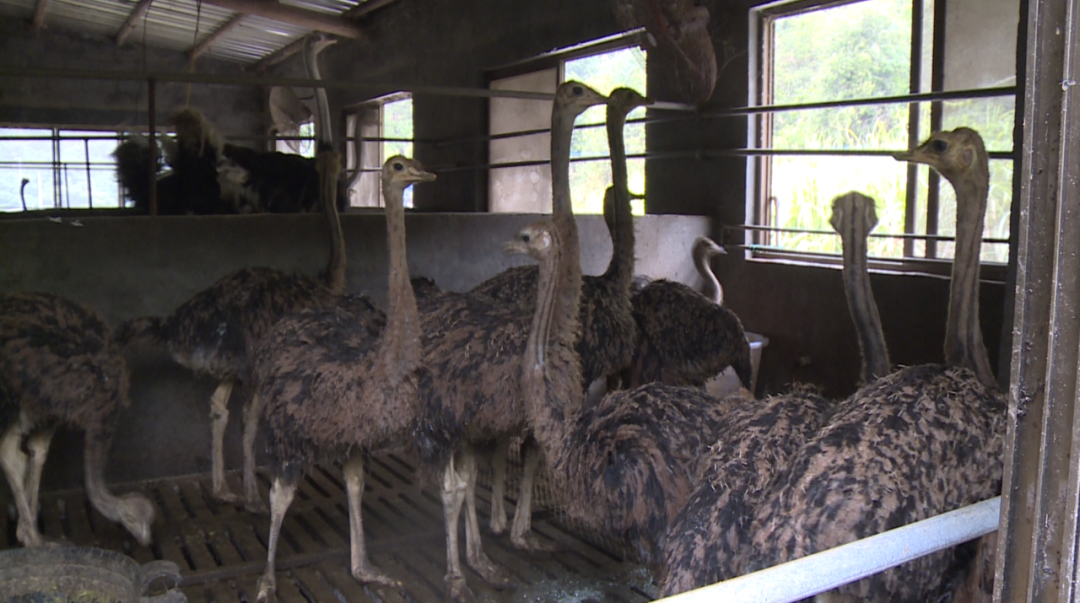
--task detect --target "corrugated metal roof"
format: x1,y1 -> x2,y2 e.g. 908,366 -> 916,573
0,0 -> 371,64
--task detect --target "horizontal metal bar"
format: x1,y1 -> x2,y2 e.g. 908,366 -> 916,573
657,497 -> 1001,603
731,223 -> 1011,244
0,66 -> 560,102
656,86 -> 1017,118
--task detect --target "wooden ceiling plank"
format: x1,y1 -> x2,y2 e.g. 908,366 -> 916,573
197,0 -> 366,40
248,36 -> 306,72
188,13 -> 247,59
115,0 -> 155,46
344,0 -> 400,19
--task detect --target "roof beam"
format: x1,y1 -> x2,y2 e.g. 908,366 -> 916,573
248,36 -> 306,72
31,0 -> 49,30
188,13 -> 247,59
344,0 -> 400,19
196,0 -> 366,39
115,0 -> 154,46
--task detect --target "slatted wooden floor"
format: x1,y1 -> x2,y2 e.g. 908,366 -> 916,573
0,451 -> 655,603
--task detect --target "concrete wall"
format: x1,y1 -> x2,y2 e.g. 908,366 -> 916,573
0,19 -> 262,138
0,212 -> 708,489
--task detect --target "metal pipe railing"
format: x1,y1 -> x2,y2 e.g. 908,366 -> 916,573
656,496 -> 1001,603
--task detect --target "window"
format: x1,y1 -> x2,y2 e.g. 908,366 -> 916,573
0,128 -> 123,212
345,94 -> 414,208
488,41 -> 647,214
274,121 -> 316,157
750,0 -> 1017,267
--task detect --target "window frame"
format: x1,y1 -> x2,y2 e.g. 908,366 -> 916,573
343,91 -> 414,208
483,32 -> 648,214
745,0 -> 1016,281
0,126 -> 127,215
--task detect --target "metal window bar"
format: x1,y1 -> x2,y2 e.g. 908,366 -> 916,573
655,497 -> 1001,603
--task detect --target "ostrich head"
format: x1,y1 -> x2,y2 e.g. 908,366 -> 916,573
608,87 -> 652,113
556,80 -> 608,117
830,192 -> 879,237
117,492 -> 155,546
503,219 -> 557,261
381,155 -> 436,189
692,236 -> 726,259
893,127 -> 989,186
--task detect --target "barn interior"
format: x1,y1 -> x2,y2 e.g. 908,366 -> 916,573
0,0 -> 1076,601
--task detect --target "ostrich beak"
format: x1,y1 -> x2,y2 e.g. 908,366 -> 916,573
408,168 -> 437,183
503,239 -> 528,256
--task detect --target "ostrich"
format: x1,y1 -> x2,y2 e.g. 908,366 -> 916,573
478,87 -> 652,545
744,128 -> 1007,602
414,81 -> 608,602
502,214 -> 744,576
656,192 -> 889,595
253,156 -> 434,601
0,292 -> 154,547
113,35 -> 344,215
115,34 -> 349,512
622,235 -> 754,390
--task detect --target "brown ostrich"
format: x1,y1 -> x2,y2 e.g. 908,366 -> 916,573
115,34 -> 350,513
657,192 -> 889,595
252,156 -> 434,602
502,213 -> 744,576
479,87 -> 651,546
0,292 -> 154,548
414,81 -> 608,601
622,236 -> 754,390
744,128 -> 1007,602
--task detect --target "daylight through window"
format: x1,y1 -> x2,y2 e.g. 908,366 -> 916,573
0,128 -> 123,212
488,43 -> 646,214
346,95 -> 414,208
751,0 -> 1017,265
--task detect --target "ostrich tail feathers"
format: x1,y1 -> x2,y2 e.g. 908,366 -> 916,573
114,316 -> 163,347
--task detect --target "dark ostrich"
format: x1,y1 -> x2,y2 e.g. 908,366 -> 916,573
504,212 -> 744,576
657,192 -> 890,595
413,81 -> 608,601
474,87 -> 651,547
252,156 -> 434,601
622,235 -> 754,390
115,34 -> 352,513
113,35 -> 346,215
0,292 -> 154,547
744,128 -> 1007,602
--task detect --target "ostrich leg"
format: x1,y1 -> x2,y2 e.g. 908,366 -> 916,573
343,454 -> 399,586
24,428 -> 54,530
488,438 -> 511,535
209,380 -> 239,504
241,391 -> 267,514
0,416 -> 41,546
509,439 -> 556,551
461,447 -> 511,587
256,474 -> 298,603
441,452 -> 473,602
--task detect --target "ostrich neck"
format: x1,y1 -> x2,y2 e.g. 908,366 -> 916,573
694,248 -> 723,305
603,108 -> 636,287
303,41 -> 333,149
377,183 -> 422,380
551,110 -> 577,218
840,223 -> 889,382
316,151 -> 346,295
945,174 -> 995,386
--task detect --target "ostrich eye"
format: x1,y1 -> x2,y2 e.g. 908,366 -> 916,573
522,234 -> 531,243
572,85 -> 583,96
393,162 -> 404,171
930,139 -> 948,152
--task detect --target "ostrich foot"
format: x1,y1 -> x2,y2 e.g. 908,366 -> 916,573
489,510 -> 508,535
511,530 -> 558,553
256,574 -> 276,603
445,575 -> 476,603
244,496 -> 269,515
467,553 -> 512,589
15,520 -> 44,547
352,564 -> 401,589
212,486 -> 241,506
